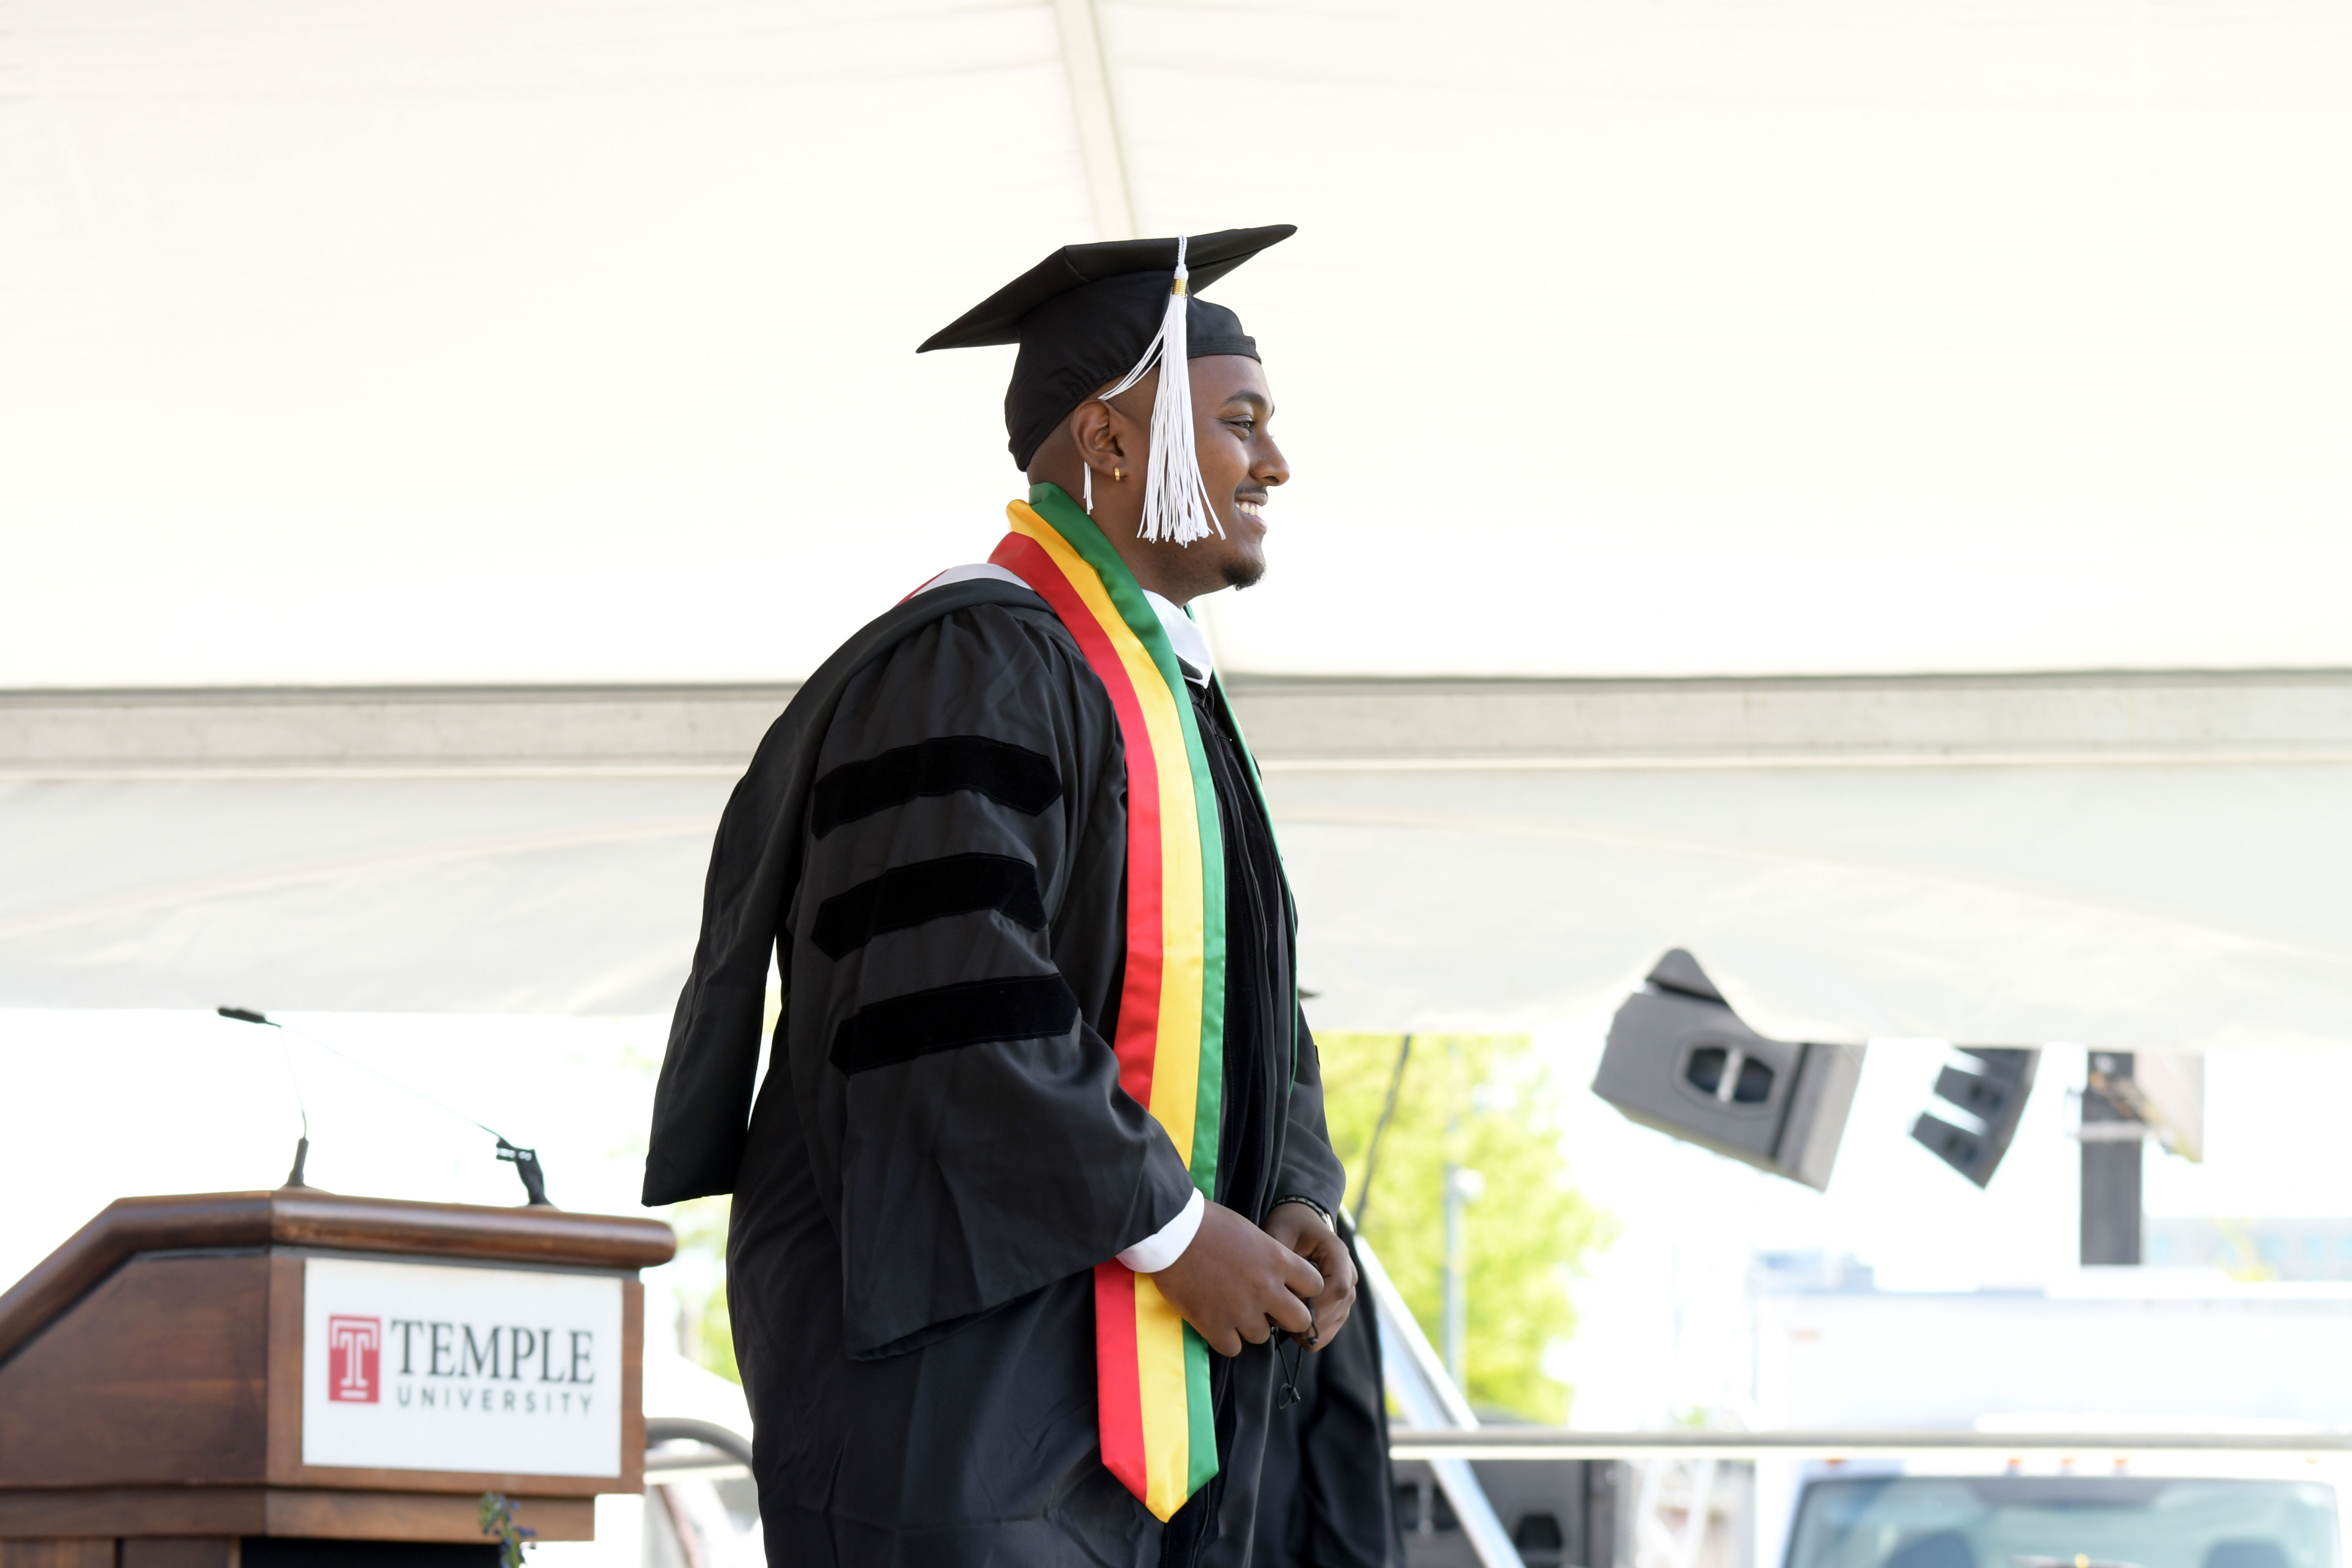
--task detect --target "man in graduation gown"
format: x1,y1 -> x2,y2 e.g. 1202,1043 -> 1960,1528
642,225 -> 1359,1567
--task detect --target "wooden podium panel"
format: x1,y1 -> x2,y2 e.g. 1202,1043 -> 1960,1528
0,1190 -> 675,1548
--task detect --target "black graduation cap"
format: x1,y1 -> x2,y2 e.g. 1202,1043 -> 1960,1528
920,225 -> 1294,472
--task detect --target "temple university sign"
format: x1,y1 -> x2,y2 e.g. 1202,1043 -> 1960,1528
301,1255 -> 623,1476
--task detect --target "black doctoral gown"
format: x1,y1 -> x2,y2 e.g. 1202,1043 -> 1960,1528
1250,1218 -> 1406,1568
642,574 -> 1348,1568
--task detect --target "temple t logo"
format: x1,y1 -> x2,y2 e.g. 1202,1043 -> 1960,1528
327,1314 -> 382,1403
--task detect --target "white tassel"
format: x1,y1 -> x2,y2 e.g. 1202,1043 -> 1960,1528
1094,236 -> 1223,546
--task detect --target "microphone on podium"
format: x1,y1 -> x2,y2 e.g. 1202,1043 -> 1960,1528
217,1004 -> 555,1206
217,1004 -> 313,1189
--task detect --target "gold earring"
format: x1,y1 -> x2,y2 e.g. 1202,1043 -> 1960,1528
1113,466 -> 1124,483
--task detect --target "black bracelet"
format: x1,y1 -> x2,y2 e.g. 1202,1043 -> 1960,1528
1270,1194 -> 1334,1230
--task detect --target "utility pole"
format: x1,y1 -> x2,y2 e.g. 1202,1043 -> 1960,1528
2080,1051 -> 2144,1265
1441,1038 -> 1467,1390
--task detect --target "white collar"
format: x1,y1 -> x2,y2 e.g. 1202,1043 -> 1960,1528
1142,591 -> 1213,688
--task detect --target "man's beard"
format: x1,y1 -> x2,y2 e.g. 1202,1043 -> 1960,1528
1220,554 -> 1266,591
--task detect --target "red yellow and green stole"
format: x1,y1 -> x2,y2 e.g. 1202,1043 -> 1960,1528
988,484 -> 1225,1521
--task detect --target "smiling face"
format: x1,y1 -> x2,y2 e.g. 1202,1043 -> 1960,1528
1033,353 -> 1291,606
1184,354 -> 1286,593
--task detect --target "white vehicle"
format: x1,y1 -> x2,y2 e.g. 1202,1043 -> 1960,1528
1780,1456 -> 2344,1568
1754,1275 -> 2352,1568
1785,1474 -> 2334,1568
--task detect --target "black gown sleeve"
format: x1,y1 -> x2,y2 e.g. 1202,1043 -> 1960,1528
1277,1013 -> 1349,1216
644,576 -> 1054,1206
786,604 -> 1199,1357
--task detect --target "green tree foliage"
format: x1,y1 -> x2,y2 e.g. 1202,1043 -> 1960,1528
1316,1033 -> 1616,1421
634,990 -> 780,1387
667,1194 -> 740,1383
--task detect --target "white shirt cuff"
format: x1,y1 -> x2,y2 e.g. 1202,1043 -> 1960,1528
1116,1187 -> 1205,1273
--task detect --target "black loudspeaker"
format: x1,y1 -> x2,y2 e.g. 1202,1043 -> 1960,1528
1592,950 -> 1865,1191
1910,1047 -> 2039,1188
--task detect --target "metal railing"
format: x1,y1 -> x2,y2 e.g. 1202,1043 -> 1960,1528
1389,1428 -> 2352,1461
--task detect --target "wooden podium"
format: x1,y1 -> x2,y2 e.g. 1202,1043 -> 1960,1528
0,1189 -> 676,1566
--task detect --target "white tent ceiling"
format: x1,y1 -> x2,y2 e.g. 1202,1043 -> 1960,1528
5,0 -> 2350,687
1272,761 -> 2352,1051
5,2 -> 2350,1051
0,772 -> 724,1015
10,758 -> 2352,1052
6,676 -> 2351,1051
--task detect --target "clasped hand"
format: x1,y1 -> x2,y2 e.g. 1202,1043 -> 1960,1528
1148,1200 -> 1358,1358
